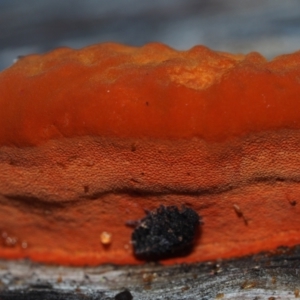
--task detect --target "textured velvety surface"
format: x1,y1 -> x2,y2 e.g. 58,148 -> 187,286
0,44 -> 300,265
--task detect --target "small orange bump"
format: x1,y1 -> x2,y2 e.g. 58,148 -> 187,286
100,232 -> 112,245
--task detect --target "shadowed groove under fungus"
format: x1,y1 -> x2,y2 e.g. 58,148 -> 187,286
1,174 -> 300,207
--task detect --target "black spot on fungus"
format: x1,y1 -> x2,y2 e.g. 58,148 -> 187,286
129,205 -> 201,260
114,289 -> 133,300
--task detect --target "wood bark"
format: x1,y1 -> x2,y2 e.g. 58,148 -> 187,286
0,246 -> 299,299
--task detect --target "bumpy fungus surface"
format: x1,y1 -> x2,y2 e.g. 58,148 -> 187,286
0,43 -> 300,265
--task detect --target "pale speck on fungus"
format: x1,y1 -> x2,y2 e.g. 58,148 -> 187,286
100,231 -> 112,245
233,204 -> 248,225
21,241 -> 28,249
233,204 -> 243,217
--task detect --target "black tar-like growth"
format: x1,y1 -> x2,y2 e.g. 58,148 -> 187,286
114,289 -> 133,300
131,205 -> 201,260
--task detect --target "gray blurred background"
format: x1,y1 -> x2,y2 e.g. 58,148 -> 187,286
1,0 -> 300,71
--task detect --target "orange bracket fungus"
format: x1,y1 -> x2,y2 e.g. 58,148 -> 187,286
0,43 -> 300,265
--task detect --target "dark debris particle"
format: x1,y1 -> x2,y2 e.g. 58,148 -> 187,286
130,205 -> 201,260
114,289 -> 133,300
29,283 -> 53,290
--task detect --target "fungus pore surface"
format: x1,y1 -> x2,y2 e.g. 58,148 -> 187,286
0,43 -> 300,265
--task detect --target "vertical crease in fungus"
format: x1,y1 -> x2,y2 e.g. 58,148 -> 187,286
128,205 -> 201,260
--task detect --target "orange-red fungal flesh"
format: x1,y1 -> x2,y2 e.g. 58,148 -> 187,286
0,43 -> 300,265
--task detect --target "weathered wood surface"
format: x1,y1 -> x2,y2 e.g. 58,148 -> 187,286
1,0 -> 300,71
0,246 -> 299,299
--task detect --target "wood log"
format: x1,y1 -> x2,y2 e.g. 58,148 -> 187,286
0,246 -> 299,299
